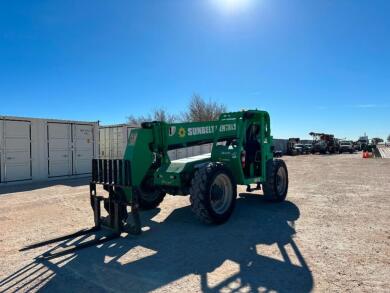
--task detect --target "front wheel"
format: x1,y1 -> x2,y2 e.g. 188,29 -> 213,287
190,163 -> 237,224
137,179 -> 166,210
263,159 -> 288,202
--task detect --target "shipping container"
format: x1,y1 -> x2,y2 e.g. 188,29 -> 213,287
99,124 -> 137,159
0,116 -> 98,184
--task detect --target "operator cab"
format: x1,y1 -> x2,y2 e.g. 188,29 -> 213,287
244,123 -> 261,178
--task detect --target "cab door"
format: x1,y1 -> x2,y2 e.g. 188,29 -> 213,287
243,122 -> 262,179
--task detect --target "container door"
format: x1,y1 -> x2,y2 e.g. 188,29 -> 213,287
110,127 -> 119,158
100,128 -> 110,159
114,127 -> 121,158
117,127 -> 125,158
4,120 -> 32,182
73,124 -> 94,175
48,123 -> 72,177
99,128 -> 109,158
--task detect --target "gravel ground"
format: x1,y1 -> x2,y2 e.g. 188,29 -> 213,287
0,154 -> 389,292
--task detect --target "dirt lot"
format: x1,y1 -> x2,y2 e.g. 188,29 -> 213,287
0,154 -> 389,292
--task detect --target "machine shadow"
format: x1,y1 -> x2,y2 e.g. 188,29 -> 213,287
1,195 -> 314,293
0,178 -> 89,195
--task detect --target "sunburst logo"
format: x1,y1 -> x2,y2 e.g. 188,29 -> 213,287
178,127 -> 186,138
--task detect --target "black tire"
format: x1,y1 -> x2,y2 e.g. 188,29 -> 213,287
190,163 -> 237,224
263,159 -> 288,202
137,180 -> 166,210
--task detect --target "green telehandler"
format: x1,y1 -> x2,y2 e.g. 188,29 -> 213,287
23,110 -> 288,258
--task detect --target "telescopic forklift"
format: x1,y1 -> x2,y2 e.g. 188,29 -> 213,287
24,110 -> 288,258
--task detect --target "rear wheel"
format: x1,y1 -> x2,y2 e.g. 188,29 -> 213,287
137,179 -> 166,210
263,159 -> 288,202
190,163 -> 237,224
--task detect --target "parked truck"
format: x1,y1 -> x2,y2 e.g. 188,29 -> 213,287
339,140 -> 355,154
355,135 -> 369,151
287,138 -> 302,155
309,132 -> 340,154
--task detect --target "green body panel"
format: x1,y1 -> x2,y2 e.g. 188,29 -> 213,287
154,153 -> 211,192
122,110 -> 274,203
121,128 -> 154,201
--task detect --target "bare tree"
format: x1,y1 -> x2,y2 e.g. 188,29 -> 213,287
182,94 -> 227,122
127,108 -> 177,125
127,95 -> 226,125
127,113 -> 151,126
153,108 -> 177,123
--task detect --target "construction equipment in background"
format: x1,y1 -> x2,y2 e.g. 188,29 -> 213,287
303,143 -> 313,154
355,134 -> 369,151
309,132 -> 340,154
287,138 -> 302,155
339,140 -> 355,154
295,143 -> 310,154
24,110 -> 289,258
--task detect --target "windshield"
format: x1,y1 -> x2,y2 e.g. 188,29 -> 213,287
340,141 -> 351,145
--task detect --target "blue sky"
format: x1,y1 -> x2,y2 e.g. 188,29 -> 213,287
0,0 -> 389,139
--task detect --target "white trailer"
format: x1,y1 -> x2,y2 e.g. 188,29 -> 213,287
0,116 -> 98,184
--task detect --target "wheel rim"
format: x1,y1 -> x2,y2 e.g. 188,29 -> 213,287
276,166 -> 287,195
209,174 -> 233,214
